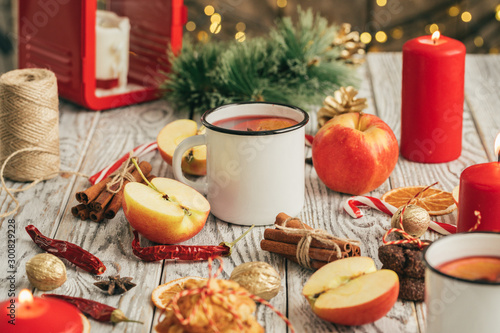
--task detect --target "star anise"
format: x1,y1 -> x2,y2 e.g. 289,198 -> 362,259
94,275 -> 136,295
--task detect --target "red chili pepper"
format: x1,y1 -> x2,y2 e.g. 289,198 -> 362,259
26,225 -> 106,275
43,294 -> 142,324
132,225 -> 254,262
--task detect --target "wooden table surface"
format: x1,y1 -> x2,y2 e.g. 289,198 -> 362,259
1,53 -> 498,333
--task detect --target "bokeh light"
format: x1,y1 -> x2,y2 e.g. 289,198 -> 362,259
376,0 -> 387,6
204,5 -> 214,16
185,21 -> 196,32
235,31 -> 246,42
277,0 -> 287,8
211,13 -> 221,24
375,31 -> 387,43
391,27 -> 404,39
448,6 -> 460,17
236,22 -> 246,32
461,11 -> 472,22
360,32 -> 372,44
474,36 -> 484,47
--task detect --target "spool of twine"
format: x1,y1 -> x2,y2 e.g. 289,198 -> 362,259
0,68 -> 60,182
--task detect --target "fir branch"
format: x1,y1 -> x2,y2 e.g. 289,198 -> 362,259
161,8 -> 360,114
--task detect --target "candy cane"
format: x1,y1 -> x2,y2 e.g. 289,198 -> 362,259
88,141 -> 158,185
344,196 -> 456,235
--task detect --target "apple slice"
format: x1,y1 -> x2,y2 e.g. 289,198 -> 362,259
157,119 -> 206,176
303,257 -> 399,326
122,177 -> 210,244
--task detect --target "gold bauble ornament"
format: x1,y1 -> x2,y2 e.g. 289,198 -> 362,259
26,253 -> 67,290
317,86 -> 368,128
230,261 -> 281,301
391,204 -> 431,238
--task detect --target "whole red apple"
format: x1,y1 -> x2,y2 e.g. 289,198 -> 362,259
312,112 -> 398,195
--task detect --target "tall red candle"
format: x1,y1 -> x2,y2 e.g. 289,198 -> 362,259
401,32 -> 465,163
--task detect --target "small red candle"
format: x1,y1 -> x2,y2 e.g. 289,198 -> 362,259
401,31 -> 466,163
0,289 -> 84,333
457,134 -> 500,232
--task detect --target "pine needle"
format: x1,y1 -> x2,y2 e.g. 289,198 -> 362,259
161,7 -> 360,114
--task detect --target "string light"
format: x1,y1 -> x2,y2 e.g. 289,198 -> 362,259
185,21 -> 196,32
448,5 -> 460,17
391,27 -> 404,39
236,22 -> 246,32
360,32 -> 372,44
461,11 -> 472,22
474,36 -> 484,47
277,0 -> 287,8
429,23 -> 439,33
235,31 -> 246,42
204,5 -> 215,16
376,0 -> 387,6
496,10 -> 500,21
375,31 -> 387,43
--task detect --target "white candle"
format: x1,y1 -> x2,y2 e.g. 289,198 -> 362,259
95,10 -> 130,89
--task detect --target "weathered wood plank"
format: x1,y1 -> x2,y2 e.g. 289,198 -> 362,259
464,55 -> 500,162
0,100 -> 98,296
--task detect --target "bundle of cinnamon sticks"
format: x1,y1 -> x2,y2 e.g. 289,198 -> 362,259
71,160 -> 153,223
260,213 -> 361,270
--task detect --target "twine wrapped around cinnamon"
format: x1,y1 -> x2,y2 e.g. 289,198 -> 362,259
72,158 -> 152,222
261,213 -> 361,270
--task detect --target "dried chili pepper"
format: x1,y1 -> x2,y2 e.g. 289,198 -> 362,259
43,294 -> 142,324
132,225 -> 254,262
26,225 -> 106,275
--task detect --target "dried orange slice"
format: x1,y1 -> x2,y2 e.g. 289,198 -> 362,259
151,276 -> 207,310
382,186 -> 457,216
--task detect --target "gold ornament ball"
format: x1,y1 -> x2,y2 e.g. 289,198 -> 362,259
391,204 -> 431,238
230,261 -> 281,301
26,253 -> 67,291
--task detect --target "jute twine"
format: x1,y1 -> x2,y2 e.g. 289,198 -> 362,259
0,68 -> 60,181
105,155 -> 137,194
276,217 -> 361,270
0,68 -> 71,218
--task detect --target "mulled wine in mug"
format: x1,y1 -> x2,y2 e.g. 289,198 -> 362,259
172,102 -> 309,225
424,232 -> 500,333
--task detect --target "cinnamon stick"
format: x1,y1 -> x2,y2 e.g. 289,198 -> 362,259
102,162 -> 153,219
260,239 -> 346,262
76,177 -> 112,204
78,206 -> 90,221
92,161 -> 152,212
275,212 -> 313,230
89,209 -> 106,223
264,228 -> 357,253
71,204 -> 86,218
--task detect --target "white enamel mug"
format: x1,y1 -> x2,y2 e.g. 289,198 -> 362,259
423,232 -> 500,333
172,102 -> 309,225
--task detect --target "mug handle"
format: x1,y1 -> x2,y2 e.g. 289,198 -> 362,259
172,134 -> 208,194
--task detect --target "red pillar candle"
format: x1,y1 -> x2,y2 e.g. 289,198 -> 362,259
401,32 -> 465,163
458,163 -> 500,232
0,290 -> 84,333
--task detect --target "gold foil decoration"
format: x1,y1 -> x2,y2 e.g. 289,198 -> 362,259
230,261 -> 281,301
317,86 -> 368,128
26,253 -> 67,290
391,204 -> 431,238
